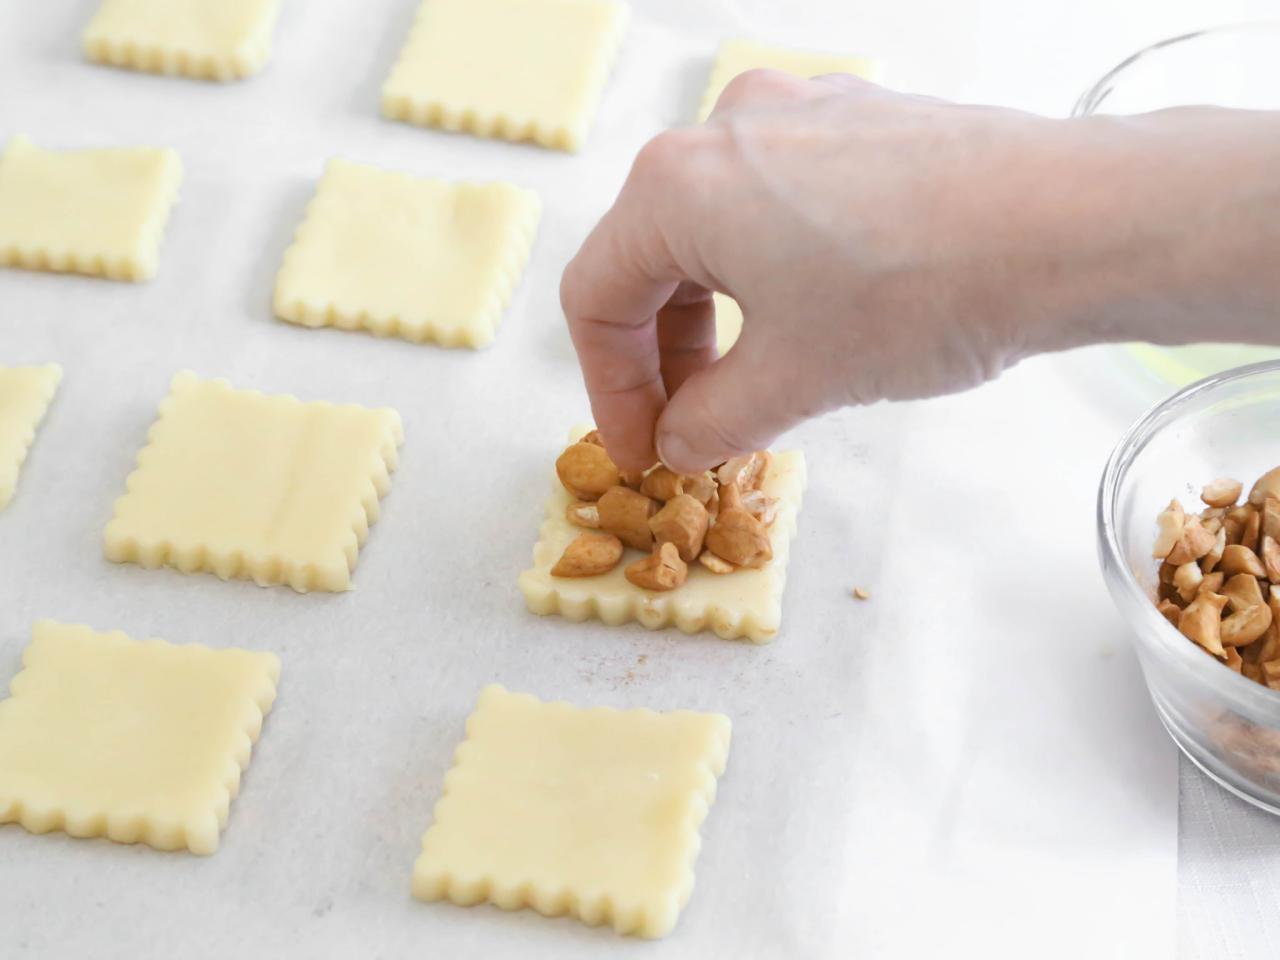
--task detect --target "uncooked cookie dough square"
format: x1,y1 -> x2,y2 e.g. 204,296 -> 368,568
273,159 -> 540,348
698,38 -> 880,121
381,0 -> 628,152
412,684 -> 731,939
83,0 -> 283,80
104,372 -> 403,592
0,620 -> 280,855
0,364 -> 62,511
519,428 -> 806,642
0,135 -> 181,282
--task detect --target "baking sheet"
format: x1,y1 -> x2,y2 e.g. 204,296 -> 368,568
0,1 -> 1186,956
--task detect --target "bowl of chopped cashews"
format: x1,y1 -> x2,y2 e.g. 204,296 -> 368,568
1100,360 -> 1280,814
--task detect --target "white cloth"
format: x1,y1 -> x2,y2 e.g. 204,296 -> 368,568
0,0 -> 1276,956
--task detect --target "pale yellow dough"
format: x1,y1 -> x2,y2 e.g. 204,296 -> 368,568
0,620 -> 279,855
714,293 -> 743,355
698,38 -> 880,121
104,372 -> 403,592
0,364 -> 61,511
273,159 -> 540,348
518,428 -> 806,642
0,136 -> 181,282
83,0 -> 282,80
411,685 -> 731,939
381,0 -> 629,152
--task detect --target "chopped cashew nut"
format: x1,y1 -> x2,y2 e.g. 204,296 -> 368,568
1225,646 -> 1244,673
555,442 -> 620,501
717,451 -> 770,491
1249,467 -> 1280,506
551,533 -> 624,578
1179,593 -> 1229,657
640,467 -> 684,502
1173,562 -> 1203,603
1222,573 -> 1265,612
740,488 -> 780,526
1202,477 -> 1243,508
619,470 -> 645,490
1221,544 -> 1267,579
682,472 -> 717,506
624,542 -> 688,591
1201,528 -> 1227,574
1265,498 -> 1280,543
580,429 -> 604,446
705,483 -> 772,569
565,501 -> 601,529
1156,599 -> 1181,626
1223,603 -> 1273,648
1244,508 -> 1263,552
1153,500 -> 1186,558
1168,517 -> 1217,565
647,494 -> 709,562
697,551 -> 735,574
1198,571 -> 1226,597
1264,535 -> 1280,584
597,487 -> 658,551
1264,660 -> 1280,690
853,586 -> 871,601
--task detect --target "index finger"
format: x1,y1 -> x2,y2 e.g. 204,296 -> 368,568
560,137 -> 701,470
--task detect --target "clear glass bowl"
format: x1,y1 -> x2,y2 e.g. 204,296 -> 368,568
1073,21 -> 1280,388
1100,361 -> 1280,813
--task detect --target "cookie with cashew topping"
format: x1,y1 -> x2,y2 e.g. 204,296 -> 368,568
519,426 -> 806,642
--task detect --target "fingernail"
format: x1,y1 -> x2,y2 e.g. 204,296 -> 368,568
656,431 -> 695,472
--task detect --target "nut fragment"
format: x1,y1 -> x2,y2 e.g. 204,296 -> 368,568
1244,508 -> 1263,553
682,471 -> 717,506
1264,661 -> 1280,690
1201,527 -> 1227,574
580,429 -> 604,446
704,483 -> 773,569
1198,571 -> 1225,596
1220,544 -> 1268,579
597,486 -> 658,551
1173,561 -> 1203,603
1225,646 -> 1244,673
1167,517 -> 1217,565
551,533 -> 624,578
1179,592 -> 1229,657
647,494 -> 709,562
1263,535 -> 1280,584
740,489 -> 779,526
717,451 -> 770,491
852,586 -> 871,601
1249,467 -> 1280,506
1222,572 -> 1265,613
565,501 -> 601,529
1202,477 -> 1243,508
640,467 -> 684,502
698,551 -> 735,574
1265,498 -> 1280,543
619,470 -> 645,490
624,541 -> 688,591
1156,599 -> 1181,626
1223,602 -> 1273,648
556,442 -> 620,501
1153,500 -> 1186,559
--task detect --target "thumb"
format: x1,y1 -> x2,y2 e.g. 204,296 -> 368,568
654,335 -> 806,474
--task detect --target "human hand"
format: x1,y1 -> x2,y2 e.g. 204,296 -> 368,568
560,70 -> 1280,473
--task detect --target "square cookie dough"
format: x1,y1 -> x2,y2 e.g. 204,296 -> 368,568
698,38 -> 880,121
273,159 -> 540,348
381,0 -> 628,152
83,0 -> 283,80
519,429 -> 806,642
0,135 -> 181,282
0,364 -> 62,511
0,620 -> 280,855
412,684 -> 731,939
104,372 -> 403,592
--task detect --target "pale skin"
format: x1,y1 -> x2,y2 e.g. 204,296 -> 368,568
561,70 -> 1280,473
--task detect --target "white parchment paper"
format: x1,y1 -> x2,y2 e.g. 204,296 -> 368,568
9,0 -> 1265,955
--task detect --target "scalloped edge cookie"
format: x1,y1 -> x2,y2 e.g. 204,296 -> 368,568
0,364 -> 62,511
697,38 -> 880,121
273,159 -> 540,348
411,684 -> 731,938
0,620 -> 280,855
83,0 -> 282,81
103,371 -> 403,592
0,135 -> 182,282
518,428 -> 806,643
381,0 -> 628,152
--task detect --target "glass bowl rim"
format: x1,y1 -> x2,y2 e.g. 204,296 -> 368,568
1071,19 -> 1280,118
1097,359 -> 1280,714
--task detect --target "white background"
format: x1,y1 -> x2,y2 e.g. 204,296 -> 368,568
0,1 -> 1277,957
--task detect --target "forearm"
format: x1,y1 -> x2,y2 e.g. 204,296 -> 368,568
1023,108 -> 1280,355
